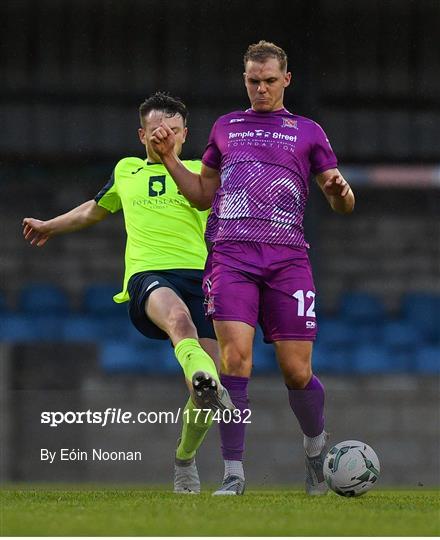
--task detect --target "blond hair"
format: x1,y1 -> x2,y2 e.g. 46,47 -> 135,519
243,40 -> 288,71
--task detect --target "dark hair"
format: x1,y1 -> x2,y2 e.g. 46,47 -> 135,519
243,40 -> 288,71
139,91 -> 188,126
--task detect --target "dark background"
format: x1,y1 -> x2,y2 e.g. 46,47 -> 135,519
1,0 -> 439,163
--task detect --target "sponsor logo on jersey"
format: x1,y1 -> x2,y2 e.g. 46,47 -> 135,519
229,131 -> 297,142
229,118 -> 245,123
148,175 -> 166,197
282,118 -> 298,129
306,320 -> 316,329
229,130 -> 255,139
254,129 -> 272,138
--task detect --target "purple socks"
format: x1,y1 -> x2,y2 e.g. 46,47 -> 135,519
219,374 -> 324,460
287,374 -> 325,437
219,374 -> 249,461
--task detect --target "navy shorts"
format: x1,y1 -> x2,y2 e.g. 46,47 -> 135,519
127,269 -> 216,340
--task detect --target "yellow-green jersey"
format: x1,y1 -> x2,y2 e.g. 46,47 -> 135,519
94,157 -> 209,303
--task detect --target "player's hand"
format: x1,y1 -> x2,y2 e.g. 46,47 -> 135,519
322,173 -> 350,198
22,218 -> 52,247
150,122 -> 176,157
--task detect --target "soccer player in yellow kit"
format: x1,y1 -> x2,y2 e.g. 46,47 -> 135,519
22,92 -> 234,494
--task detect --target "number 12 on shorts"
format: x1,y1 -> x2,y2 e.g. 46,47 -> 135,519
292,289 -> 316,317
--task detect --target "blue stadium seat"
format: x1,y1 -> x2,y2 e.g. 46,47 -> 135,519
401,293 -> 440,343
33,314 -> 65,341
312,344 -> 353,374
149,343 -> 180,373
252,328 -> 278,373
63,315 -> 133,343
314,319 -> 359,373
127,320 -> 153,344
94,316 -> 131,341
0,314 -> 38,341
100,340 -> 177,374
253,339 -> 277,373
100,342 -> 150,373
383,320 -> 421,350
352,322 -> 382,344
415,346 -> 440,373
353,344 -> 408,373
62,315 -> 99,342
140,339 -> 177,373
316,319 -> 354,347
340,292 -> 385,323
83,285 -> 127,316
19,284 -> 70,314
388,350 -> 414,372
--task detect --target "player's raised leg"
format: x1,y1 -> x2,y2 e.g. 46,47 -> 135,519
275,340 -> 328,495
145,284 -> 234,405
212,320 -> 253,496
146,286 -> 217,380
130,279 -> 232,493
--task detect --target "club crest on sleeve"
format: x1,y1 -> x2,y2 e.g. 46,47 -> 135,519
282,118 -> 298,129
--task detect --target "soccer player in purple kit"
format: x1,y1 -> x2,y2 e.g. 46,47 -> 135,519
150,41 -> 355,496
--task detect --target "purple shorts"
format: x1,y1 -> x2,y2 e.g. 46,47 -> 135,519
203,241 -> 318,342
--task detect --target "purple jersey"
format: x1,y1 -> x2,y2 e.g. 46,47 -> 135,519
202,108 -> 337,246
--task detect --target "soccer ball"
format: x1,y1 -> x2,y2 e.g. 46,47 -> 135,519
323,440 -> 380,497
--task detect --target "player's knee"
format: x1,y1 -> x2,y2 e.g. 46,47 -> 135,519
221,344 -> 252,375
284,366 -> 312,389
167,308 -> 195,337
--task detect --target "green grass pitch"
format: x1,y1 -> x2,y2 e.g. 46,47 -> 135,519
1,487 -> 439,536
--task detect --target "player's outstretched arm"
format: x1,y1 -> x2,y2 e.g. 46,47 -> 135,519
22,200 -> 109,247
150,122 -> 220,210
316,168 -> 355,214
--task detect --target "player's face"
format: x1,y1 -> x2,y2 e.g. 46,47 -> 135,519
138,110 -> 187,163
244,58 -> 291,112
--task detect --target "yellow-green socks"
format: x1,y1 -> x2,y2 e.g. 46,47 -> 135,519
176,397 -> 213,460
174,338 -> 219,383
